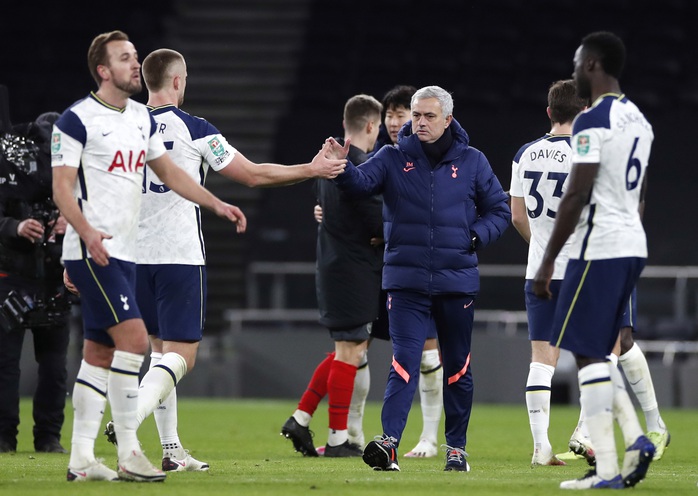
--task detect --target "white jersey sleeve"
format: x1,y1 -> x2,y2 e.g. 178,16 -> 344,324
511,134 -> 575,279
51,94 -> 166,262
137,105 -> 237,265
569,94 -> 652,260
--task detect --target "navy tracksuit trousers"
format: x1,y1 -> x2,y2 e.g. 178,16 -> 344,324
381,291 -> 475,450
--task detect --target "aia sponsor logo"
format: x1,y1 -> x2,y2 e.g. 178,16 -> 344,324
108,150 -> 146,173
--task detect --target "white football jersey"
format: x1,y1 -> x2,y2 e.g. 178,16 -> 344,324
51,93 -> 167,262
137,105 -> 236,265
510,134 -> 575,280
570,94 -> 653,260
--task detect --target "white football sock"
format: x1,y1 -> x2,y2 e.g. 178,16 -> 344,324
109,350 -> 145,460
609,361 -> 645,447
136,352 -> 187,426
419,348 -> 442,444
619,343 -> 665,432
157,388 -> 184,458
327,428 -> 348,447
526,362 -> 555,454
69,360 -> 109,469
146,353 -> 185,457
292,410 -> 312,427
348,354 -> 369,446
579,362 -> 618,479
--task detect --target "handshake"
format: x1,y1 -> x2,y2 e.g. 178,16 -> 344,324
311,139 -> 351,179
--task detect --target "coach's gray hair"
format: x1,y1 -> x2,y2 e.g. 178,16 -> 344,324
411,86 -> 453,117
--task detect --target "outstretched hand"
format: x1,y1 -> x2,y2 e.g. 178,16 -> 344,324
311,141 -> 347,179
324,137 -> 351,161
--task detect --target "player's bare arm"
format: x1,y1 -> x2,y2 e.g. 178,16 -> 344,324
220,141 -> 346,188
52,165 -> 113,266
510,196 -> 531,243
638,172 -> 648,220
147,153 -> 247,233
532,162 -> 598,299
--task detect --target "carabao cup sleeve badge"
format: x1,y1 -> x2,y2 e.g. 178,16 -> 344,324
208,136 -> 225,157
576,134 -> 590,155
51,133 -> 61,154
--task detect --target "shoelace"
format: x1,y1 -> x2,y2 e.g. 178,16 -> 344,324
441,444 -> 467,464
373,434 -> 398,447
164,449 -> 191,460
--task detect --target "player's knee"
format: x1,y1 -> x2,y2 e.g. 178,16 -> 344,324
356,347 -> 368,367
185,354 -> 196,372
420,348 -> 441,373
619,327 -> 634,355
159,352 -> 188,383
335,343 -> 364,367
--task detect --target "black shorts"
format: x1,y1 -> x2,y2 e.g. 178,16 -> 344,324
329,323 -> 371,342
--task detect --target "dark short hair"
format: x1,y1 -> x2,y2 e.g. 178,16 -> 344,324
581,31 -> 626,79
382,85 -> 416,111
548,79 -> 587,124
87,30 -> 130,86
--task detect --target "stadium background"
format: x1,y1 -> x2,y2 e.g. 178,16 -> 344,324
3,0 -> 697,403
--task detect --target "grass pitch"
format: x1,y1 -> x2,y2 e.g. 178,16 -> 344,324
1,398 -> 696,495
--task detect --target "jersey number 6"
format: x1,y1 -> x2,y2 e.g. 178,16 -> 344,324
625,137 -> 642,191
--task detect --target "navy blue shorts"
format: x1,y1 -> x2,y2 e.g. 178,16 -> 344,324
136,264 -> 207,342
620,287 -> 638,329
64,258 -> 141,347
550,257 -> 645,359
525,279 -> 562,341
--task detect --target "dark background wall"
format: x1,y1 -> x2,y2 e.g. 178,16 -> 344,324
0,1 -> 172,122
265,0 -> 698,269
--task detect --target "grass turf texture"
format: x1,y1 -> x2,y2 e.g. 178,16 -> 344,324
1,399 -> 696,495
